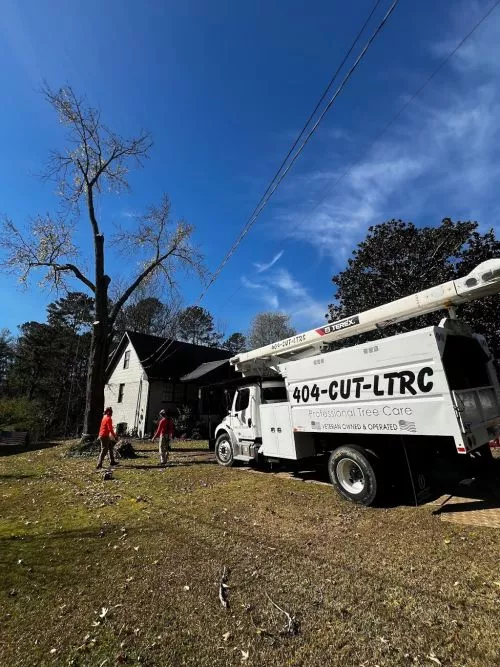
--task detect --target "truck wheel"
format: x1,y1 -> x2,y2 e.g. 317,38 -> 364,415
215,434 -> 235,467
328,445 -> 379,506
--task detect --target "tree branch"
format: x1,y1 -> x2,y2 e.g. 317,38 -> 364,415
86,187 -> 100,237
28,262 -> 96,292
109,247 -> 180,324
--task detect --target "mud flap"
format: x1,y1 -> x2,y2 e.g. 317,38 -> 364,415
401,440 -> 433,505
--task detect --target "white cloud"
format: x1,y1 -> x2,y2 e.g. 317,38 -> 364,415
274,2 -> 500,264
241,267 -> 325,328
241,275 -> 279,309
253,250 -> 284,273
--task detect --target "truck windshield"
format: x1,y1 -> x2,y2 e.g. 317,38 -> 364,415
261,386 -> 288,403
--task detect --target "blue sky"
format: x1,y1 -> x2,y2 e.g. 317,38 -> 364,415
1,0 -> 500,338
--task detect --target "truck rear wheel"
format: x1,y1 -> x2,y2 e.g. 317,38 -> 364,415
328,445 -> 380,506
215,433 -> 235,467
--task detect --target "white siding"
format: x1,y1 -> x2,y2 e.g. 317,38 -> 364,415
104,340 -> 149,437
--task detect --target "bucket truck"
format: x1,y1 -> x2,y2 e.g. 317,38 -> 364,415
212,259 -> 500,505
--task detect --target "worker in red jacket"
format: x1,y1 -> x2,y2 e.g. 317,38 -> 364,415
151,409 -> 175,466
96,407 -> 119,469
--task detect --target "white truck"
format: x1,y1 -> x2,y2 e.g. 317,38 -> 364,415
213,260 -> 500,505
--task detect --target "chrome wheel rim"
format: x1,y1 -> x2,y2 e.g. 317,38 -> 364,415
218,441 -> 232,463
336,458 -> 365,494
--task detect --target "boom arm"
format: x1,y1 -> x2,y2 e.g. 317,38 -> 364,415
232,259 -> 500,374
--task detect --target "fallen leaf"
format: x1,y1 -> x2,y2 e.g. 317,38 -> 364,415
427,653 -> 442,666
183,585 -> 190,591
222,631 -> 231,642
133,546 -> 139,551
444,539 -> 451,545
50,648 -> 57,654
99,607 -> 109,619
241,649 -> 249,661
17,559 -> 23,565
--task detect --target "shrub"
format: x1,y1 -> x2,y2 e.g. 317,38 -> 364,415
175,404 -> 199,439
0,397 -> 45,436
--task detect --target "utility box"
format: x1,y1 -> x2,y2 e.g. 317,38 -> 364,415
260,403 -> 315,459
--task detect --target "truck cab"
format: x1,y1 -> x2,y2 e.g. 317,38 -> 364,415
214,379 -> 287,465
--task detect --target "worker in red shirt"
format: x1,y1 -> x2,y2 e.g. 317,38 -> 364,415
96,407 -> 119,469
151,409 -> 175,466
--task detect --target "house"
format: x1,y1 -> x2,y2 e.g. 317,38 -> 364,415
104,331 -> 236,437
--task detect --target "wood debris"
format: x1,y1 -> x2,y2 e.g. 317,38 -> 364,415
265,592 -> 299,635
219,565 -> 230,609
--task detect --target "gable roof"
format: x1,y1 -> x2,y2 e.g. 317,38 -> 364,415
106,331 -> 231,381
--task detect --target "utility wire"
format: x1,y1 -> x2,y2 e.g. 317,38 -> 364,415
218,0 -> 500,317
232,0 -> 384,249
280,0 -> 500,245
140,0 -> 389,368
198,0 -> 401,303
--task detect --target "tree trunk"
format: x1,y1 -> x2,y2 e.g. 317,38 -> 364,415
81,325 -> 110,441
81,232 -> 111,442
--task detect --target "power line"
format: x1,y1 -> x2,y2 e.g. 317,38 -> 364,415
198,0 -> 401,303
140,0 -> 390,368
279,0 -> 500,245
217,0 -> 500,319
232,0 -> 384,250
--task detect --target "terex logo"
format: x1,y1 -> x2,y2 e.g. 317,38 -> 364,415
316,315 -> 360,336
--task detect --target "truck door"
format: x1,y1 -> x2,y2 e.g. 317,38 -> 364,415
230,387 -> 255,444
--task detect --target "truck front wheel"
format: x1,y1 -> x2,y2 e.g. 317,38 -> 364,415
328,445 -> 380,506
215,433 -> 235,467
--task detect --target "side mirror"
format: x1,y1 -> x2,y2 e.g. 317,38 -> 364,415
248,418 -> 252,427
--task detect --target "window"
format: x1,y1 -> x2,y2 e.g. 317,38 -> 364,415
174,383 -> 186,403
261,386 -> 288,404
118,383 -> 125,403
123,350 -> 131,369
235,388 -> 250,412
162,382 -> 173,402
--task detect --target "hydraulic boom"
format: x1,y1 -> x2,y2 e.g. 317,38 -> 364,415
232,259 -> 500,374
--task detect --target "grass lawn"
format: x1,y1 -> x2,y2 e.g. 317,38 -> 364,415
1,440 -> 500,667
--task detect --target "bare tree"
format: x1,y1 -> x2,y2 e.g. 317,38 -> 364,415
247,312 -> 296,349
1,86 -> 203,440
